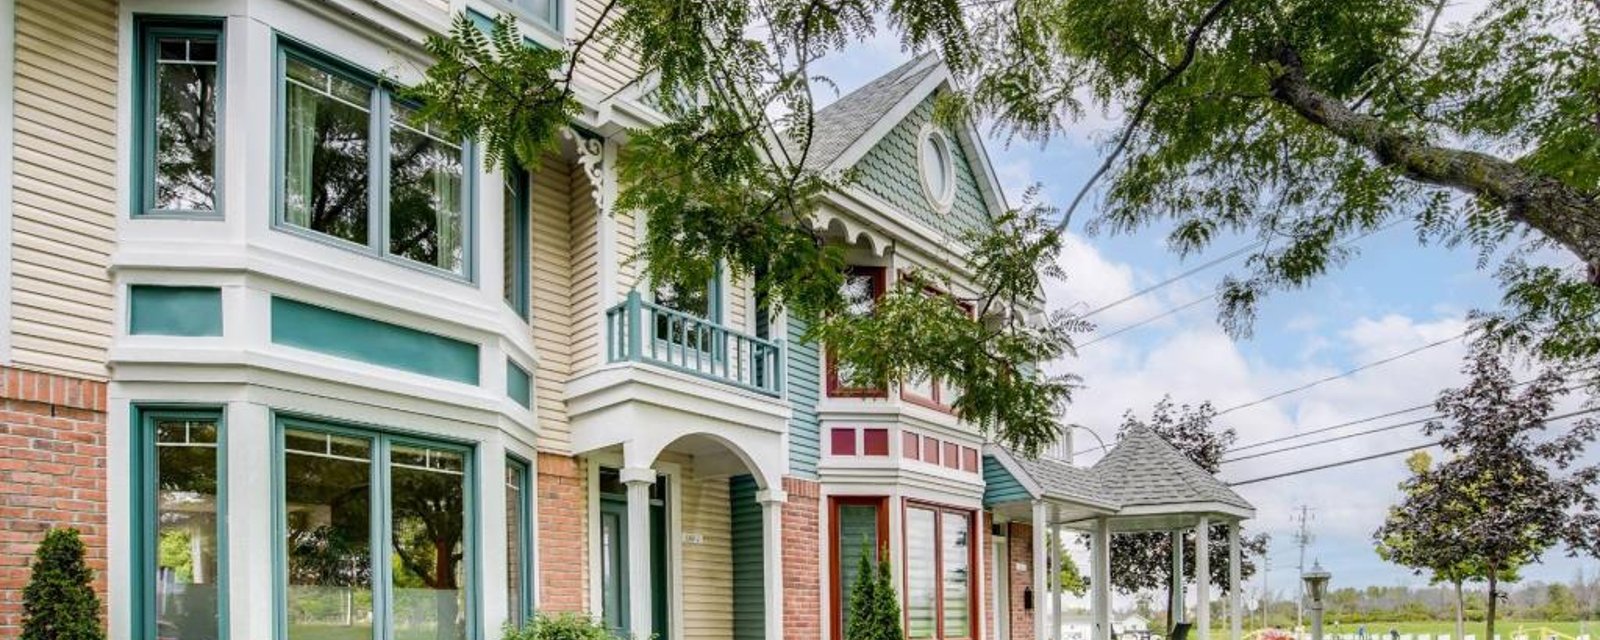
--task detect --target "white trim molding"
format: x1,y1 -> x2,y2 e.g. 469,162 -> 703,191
0,0 -> 15,364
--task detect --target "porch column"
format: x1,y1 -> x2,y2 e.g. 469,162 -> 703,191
622,467 -> 655,640
1195,517 -> 1211,640
1170,531 -> 1185,627
758,488 -> 788,640
1229,522 -> 1242,640
1090,518 -> 1112,640
1052,520 -> 1064,640
1032,501 -> 1049,640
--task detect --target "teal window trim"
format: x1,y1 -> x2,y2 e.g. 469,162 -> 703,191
133,16 -> 226,219
506,454 -> 535,625
131,405 -> 228,640
271,412 -> 481,640
504,165 -> 531,318
129,284 -> 223,337
270,35 -> 479,283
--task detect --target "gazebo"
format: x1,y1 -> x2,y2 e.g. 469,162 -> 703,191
984,424 -> 1256,640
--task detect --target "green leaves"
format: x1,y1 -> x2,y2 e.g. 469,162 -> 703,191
21,528 -> 103,640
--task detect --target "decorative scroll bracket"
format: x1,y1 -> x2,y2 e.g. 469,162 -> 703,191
564,127 -> 610,216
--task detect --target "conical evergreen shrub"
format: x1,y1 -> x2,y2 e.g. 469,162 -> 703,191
21,528 -> 103,640
845,543 -> 903,640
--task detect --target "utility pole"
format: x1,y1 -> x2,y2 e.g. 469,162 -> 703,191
1293,506 -> 1315,638
1258,555 -> 1271,631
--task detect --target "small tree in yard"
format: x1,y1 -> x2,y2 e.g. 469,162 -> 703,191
21,528 -> 103,640
846,545 -> 904,640
1377,344 -> 1599,640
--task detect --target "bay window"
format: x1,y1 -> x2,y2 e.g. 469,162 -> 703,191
904,502 -> 975,640
827,265 -> 886,396
506,457 -> 533,626
278,43 -> 473,278
279,420 -> 475,639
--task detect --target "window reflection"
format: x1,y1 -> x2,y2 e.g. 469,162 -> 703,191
506,462 -> 528,626
390,444 -> 468,640
942,513 -> 970,637
906,507 -> 937,638
284,429 -> 374,639
282,57 -> 371,245
389,104 -> 465,274
152,36 -> 218,212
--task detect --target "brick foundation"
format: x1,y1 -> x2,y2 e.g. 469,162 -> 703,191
1008,522 -> 1035,640
537,452 -> 587,613
782,477 -> 821,640
0,367 -> 109,636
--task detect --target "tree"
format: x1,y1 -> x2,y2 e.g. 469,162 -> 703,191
21,528 -> 104,640
1375,451 -> 1518,640
846,545 -> 904,640
1098,398 -> 1268,629
1051,536 -> 1089,597
1381,345 -> 1599,640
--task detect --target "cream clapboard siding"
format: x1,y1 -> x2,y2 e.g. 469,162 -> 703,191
10,0 -> 117,380
676,460 -> 735,640
569,161 -> 603,375
571,0 -> 642,97
532,153 -> 577,451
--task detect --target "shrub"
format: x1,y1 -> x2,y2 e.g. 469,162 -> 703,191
21,528 -> 104,640
846,543 -> 903,640
505,611 -> 624,640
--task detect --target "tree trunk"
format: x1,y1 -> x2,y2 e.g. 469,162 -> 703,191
1454,579 -> 1465,640
1268,45 -> 1600,284
1486,571 -> 1499,640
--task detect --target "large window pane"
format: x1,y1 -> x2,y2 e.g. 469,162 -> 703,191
837,504 -> 879,636
389,104 -> 466,274
941,513 -> 971,638
506,460 -> 529,626
390,443 -> 467,640
152,416 -> 221,639
284,429 -> 374,639
503,171 -> 529,314
282,57 -> 371,245
152,35 -> 219,212
905,507 -> 938,639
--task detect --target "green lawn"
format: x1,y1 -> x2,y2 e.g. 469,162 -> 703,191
1223,621 -> 1600,639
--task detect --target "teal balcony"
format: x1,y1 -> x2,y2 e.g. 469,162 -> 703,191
606,291 -> 784,397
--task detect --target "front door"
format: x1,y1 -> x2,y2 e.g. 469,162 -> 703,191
598,468 -> 670,640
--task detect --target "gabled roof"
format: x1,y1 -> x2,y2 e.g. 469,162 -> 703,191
799,53 -> 942,172
1089,424 -> 1254,513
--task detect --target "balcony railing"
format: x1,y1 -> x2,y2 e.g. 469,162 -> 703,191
606,291 -> 784,397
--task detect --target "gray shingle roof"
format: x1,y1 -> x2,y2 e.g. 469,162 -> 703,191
1089,424 -> 1253,511
793,52 -> 940,171
1010,453 -> 1117,510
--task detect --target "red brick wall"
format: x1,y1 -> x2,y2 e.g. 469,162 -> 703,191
538,452 -> 587,613
1008,522 -> 1034,640
782,477 -> 821,640
0,367 -> 108,636
983,512 -> 994,640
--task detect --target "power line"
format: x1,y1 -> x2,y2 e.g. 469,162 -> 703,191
1228,404 -> 1434,453
1223,404 -> 1600,464
1078,294 -> 1214,349
1215,330 -> 1470,416
1080,242 -> 1260,320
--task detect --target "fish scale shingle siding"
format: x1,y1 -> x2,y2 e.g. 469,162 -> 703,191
854,96 -> 990,243
10,0 -> 118,380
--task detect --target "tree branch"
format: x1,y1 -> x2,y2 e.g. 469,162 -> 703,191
1270,45 -> 1600,285
1053,0 -> 1236,234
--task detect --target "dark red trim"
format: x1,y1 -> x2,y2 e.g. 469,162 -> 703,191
829,496 -> 891,640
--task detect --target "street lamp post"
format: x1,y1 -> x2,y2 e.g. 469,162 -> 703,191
1302,562 -> 1331,640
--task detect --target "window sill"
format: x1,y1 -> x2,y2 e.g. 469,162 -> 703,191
272,221 -> 477,286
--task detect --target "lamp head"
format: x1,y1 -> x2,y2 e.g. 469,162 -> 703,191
1302,561 -> 1332,604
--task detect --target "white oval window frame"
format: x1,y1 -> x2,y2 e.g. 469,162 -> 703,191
917,125 -> 957,212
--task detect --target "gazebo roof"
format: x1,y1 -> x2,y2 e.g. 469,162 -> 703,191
983,424 -> 1255,527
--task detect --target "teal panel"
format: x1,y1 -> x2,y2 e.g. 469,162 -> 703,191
786,317 -> 821,478
506,359 -> 532,408
729,475 -> 764,640
129,285 -> 223,337
852,95 -> 991,242
983,455 -> 1035,507
269,297 -> 480,384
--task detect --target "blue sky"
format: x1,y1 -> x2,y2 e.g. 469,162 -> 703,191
812,34 -> 1599,595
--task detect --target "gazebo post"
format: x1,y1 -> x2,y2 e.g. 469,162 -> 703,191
1229,521 -> 1242,640
1195,516 -> 1211,640
1090,518 -> 1112,640
1033,501 -> 1049,640
1170,531 -> 1185,628
1052,519 -> 1064,640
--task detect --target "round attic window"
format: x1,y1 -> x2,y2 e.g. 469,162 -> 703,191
918,126 -> 955,210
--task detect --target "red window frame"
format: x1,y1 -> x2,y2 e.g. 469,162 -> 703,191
827,266 -> 889,398
901,499 -> 980,640
830,496 -> 891,640
897,278 -> 975,413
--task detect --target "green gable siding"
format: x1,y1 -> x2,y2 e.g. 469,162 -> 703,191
786,317 -> 821,478
270,297 -> 481,385
853,95 -> 991,242
983,455 -> 1034,507
730,475 -> 765,640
